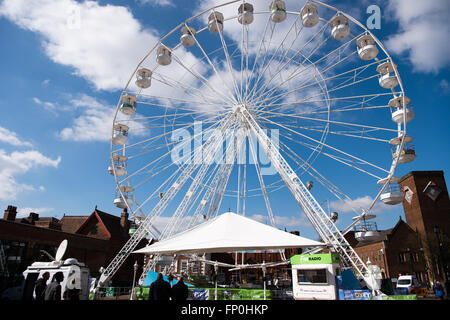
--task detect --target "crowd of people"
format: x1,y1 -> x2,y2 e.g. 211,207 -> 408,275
148,273 -> 189,301
33,272 -> 80,301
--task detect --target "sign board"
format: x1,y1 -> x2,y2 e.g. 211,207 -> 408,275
290,253 -> 340,265
105,287 -> 115,298
338,289 -> 372,300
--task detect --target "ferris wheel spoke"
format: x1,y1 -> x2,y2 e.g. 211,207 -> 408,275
134,92 -> 227,112
257,113 -> 390,175
244,19 -> 278,102
245,12 -> 304,103
169,51 -> 238,106
259,110 -> 398,134
117,110 -> 226,154
255,57 -> 386,113
248,15 -> 335,103
277,139 -> 362,215
213,11 -> 245,103
244,12 -> 272,101
281,132 -> 383,180
273,122 -> 390,143
160,123 -> 238,238
164,126 -> 239,236
248,132 -> 276,227
264,91 -> 401,114
150,70 -> 230,107
188,23 -> 240,105
251,30 -> 363,107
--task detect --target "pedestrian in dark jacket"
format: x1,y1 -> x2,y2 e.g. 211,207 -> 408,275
148,273 -> 172,300
34,272 -> 50,300
171,276 -> 189,301
435,281 -> 444,300
44,272 -> 64,301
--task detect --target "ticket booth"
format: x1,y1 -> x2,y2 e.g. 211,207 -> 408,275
290,253 -> 341,300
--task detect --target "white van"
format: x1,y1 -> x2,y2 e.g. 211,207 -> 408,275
22,258 -> 91,300
396,275 -> 419,290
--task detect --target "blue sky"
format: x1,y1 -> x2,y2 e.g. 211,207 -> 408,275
0,0 -> 449,241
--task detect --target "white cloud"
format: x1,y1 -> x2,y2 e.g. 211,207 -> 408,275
138,0 -> 175,6
0,126 -> 33,147
248,213 -> 310,230
440,79 -> 450,94
0,149 -> 61,201
386,0 -> 450,73
329,195 -> 397,215
50,94 -> 148,142
33,97 -> 60,115
17,207 -> 54,218
0,0 -> 163,91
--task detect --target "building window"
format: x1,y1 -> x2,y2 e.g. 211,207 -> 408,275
411,252 -> 419,263
180,260 -> 188,274
297,269 -> 327,284
399,253 -> 407,263
192,261 -> 200,274
90,225 -> 98,235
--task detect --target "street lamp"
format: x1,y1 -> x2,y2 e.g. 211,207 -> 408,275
130,261 -> 138,300
262,261 -> 267,301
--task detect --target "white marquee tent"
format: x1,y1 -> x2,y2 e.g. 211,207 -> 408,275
133,212 -> 324,255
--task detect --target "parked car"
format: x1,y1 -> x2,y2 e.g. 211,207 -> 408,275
396,275 -> 428,297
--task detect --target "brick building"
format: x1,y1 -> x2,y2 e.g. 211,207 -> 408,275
398,171 -> 450,284
0,205 -> 146,295
344,170 -> 450,286
345,217 -> 428,284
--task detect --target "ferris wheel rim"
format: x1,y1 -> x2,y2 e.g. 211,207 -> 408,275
110,0 -> 409,230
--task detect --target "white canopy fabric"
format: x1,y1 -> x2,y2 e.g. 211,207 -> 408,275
133,212 -> 324,255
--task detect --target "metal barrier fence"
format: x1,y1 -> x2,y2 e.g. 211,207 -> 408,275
96,287 -> 132,300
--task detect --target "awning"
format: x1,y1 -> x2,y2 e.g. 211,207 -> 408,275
133,212 -> 324,255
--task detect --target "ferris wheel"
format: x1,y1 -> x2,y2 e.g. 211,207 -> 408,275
101,0 -> 415,288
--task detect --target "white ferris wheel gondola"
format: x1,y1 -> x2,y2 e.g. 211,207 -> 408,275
376,61 -> 399,89
389,96 -> 415,124
270,1 -> 287,23
135,68 -> 152,89
238,3 -> 254,25
208,11 -> 224,33
301,3 -> 319,28
180,26 -> 196,47
330,14 -> 350,40
108,154 -> 127,177
112,123 -> 129,145
356,34 -> 379,60
156,45 -> 172,66
120,94 -> 138,116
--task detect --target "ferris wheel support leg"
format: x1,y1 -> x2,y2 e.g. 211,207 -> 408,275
99,116 -> 236,288
239,108 -> 380,292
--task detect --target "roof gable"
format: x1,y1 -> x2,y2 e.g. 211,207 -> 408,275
75,209 -> 129,239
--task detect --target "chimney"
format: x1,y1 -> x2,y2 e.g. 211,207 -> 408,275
120,208 -> 130,234
3,205 -> 17,221
28,212 -> 39,224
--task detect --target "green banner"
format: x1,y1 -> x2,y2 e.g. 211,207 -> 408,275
382,295 -> 418,300
290,253 -> 340,265
201,288 -> 271,300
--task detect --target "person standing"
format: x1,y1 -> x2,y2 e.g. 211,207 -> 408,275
64,279 -> 80,301
34,272 -> 50,301
171,276 -> 189,301
434,280 -> 444,300
44,272 -> 64,301
148,273 -> 172,300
